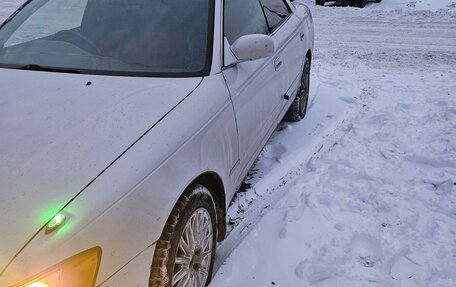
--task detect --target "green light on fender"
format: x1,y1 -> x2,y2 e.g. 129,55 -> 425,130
45,213 -> 66,234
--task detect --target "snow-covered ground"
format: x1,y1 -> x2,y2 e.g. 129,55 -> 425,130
367,0 -> 456,11
1,0 -> 455,286
212,1 -> 456,287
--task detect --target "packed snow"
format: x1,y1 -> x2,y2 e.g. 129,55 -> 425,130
211,0 -> 456,286
1,0 -> 455,286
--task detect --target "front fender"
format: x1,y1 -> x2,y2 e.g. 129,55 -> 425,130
0,74 -> 238,286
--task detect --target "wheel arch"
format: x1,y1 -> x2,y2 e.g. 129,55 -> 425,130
184,172 -> 227,242
306,49 -> 312,65
149,171 -> 225,286
192,172 -> 227,242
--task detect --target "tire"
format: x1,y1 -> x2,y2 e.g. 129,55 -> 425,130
149,185 -> 217,287
374,0 -> 382,3
355,0 -> 367,7
316,0 -> 325,6
285,57 -> 311,122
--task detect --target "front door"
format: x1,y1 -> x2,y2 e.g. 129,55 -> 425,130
222,0 -> 284,176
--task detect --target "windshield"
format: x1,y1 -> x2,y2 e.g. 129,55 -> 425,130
0,0 -> 214,77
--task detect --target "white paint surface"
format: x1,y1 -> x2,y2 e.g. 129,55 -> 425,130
1,0 -> 455,286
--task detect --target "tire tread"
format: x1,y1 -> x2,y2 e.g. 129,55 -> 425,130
149,185 -> 215,287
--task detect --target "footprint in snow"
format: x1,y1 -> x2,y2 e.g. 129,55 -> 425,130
389,253 -> 424,284
311,277 -> 338,287
423,178 -> 454,195
295,261 -> 339,286
338,96 -> 355,104
308,268 -> 338,286
350,234 -> 382,268
362,113 -> 394,126
263,143 -> 287,163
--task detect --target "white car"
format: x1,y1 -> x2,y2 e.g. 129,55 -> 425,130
0,0 -> 313,286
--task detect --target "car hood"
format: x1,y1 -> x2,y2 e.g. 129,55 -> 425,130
0,68 -> 202,273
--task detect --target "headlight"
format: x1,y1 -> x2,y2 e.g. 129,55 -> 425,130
11,247 -> 101,287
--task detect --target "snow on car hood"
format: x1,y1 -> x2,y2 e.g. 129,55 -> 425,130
0,68 -> 202,273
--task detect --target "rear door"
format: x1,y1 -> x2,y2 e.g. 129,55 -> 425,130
259,0 -> 305,103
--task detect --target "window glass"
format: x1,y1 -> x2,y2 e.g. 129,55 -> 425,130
0,0 -> 213,76
5,0 -> 88,47
259,0 -> 290,31
224,0 -> 269,44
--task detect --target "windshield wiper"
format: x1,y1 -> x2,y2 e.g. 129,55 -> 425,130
0,0 -> 33,29
14,64 -> 83,74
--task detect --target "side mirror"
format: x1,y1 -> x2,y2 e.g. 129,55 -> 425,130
230,34 -> 276,62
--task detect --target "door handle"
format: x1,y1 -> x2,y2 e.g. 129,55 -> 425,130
274,57 -> 283,71
300,31 -> 305,41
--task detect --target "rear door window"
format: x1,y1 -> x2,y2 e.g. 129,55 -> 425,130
259,0 -> 291,32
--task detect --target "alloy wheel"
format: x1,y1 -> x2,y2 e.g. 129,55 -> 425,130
172,208 -> 213,287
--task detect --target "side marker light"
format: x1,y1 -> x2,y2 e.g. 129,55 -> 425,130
45,213 -> 66,234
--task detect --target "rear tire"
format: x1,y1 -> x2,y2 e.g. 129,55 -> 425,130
355,0 -> 367,7
374,0 -> 382,3
285,57 -> 311,122
316,0 -> 325,6
149,185 -> 217,287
